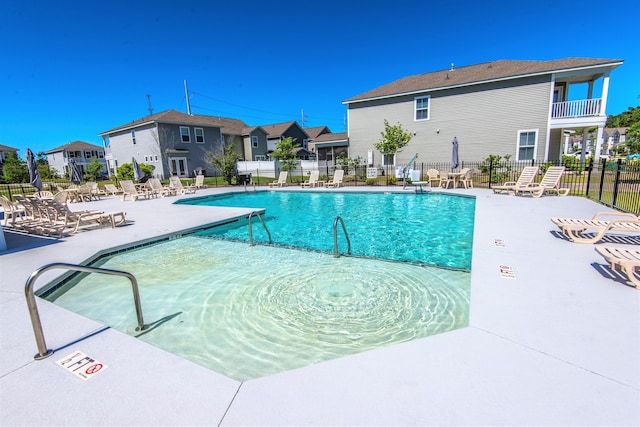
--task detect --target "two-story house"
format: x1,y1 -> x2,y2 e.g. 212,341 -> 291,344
45,141 -> 107,178
263,121 -> 312,159
100,110 -> 230,179
343,57 -> 623,166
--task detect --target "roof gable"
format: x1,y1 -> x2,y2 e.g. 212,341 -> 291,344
344,57 -> 623,103
304,126 -> 331,139
0,144 -> 19,152
45,141 -> 104,154
263,121 -> 308,138
99,109 -> 247,135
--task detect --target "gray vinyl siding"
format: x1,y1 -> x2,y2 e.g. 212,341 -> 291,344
348,75 -> 552,165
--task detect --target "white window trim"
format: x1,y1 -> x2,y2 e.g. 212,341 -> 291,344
414,95 -> 430,121
194,127 -> 205,144
180,126 -> 191,143
251,135 -> 259,148
517,129 -> 538,161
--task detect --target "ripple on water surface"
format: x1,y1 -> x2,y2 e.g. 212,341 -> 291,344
48,236 -> 470,381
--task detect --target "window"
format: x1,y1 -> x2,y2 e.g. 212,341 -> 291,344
131,130 -> 136,145
415,96 -> 430,121
255,154 -> 266,160
194,128 -> 205,143
251,135 -> 259,148
518,130 -> 537,161
180,126 -> 191,143
155,155 -> 159,162
383,154 -> 395,166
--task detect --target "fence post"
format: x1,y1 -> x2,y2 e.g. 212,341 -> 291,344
585,158 -> 593,198
488,159 -> 494,189
612,159 -> 622,207
598,159 -> 607,200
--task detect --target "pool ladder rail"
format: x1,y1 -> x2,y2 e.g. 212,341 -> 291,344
25,262 -> 148,360
333,216 -> 351,258
247,211 -> 272,245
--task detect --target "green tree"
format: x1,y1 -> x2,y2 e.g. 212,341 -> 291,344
86,157 -> 105,181
207,143 -> 242,185
1,152 -> 29,183
606,106 -> 640,128
35,151 -> 57,180
374,120 -> 413,163
625,121 -> 640,154
116,162 -> 153,181
271,137 -> 299,172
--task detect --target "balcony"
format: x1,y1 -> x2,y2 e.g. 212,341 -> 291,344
552,98 -> 602,118
550,98 -> 606,128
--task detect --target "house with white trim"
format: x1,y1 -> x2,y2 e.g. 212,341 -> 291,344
45,141 -> 106,178
343,57 -> 623,166
100,110 -> 274,178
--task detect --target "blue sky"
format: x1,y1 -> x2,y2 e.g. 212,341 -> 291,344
2,0 -> 638,158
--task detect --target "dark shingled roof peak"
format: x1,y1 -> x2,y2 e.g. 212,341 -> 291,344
344,57 -> 623,103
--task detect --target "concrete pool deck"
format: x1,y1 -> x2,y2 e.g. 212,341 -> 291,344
1,186 -> 638,426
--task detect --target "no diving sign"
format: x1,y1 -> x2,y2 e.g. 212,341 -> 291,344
56,351 -> 108,380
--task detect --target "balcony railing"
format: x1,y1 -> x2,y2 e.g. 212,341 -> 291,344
552,98 -> 602,119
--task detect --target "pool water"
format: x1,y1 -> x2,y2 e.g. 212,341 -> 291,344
179,191 -> 475,270
45,238 -> 470,381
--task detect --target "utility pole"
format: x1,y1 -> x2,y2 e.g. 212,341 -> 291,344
146,94 -> 153,115
301,108 -> 305,127
184,80 -> 191,115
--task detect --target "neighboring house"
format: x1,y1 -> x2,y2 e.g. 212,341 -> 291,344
45,141 -> 106,178
343,57 -> 623,165
0,144 -> 19,163
603,127 -> 628,154
99,110 -> 226,179
309,132 -> 349,162
240,126 -> 270,161
263,121 -> 311,158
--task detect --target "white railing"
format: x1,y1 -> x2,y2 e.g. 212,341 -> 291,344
552,98 -> 602,118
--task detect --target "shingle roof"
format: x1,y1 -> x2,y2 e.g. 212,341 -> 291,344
99,110 -> 248,135
0,144 -> 19,152
263,121 -> 307,138
311,132 -> 348,143
304,126 -> 331,139
344,57 -> 623,103
45,141 -> 104,154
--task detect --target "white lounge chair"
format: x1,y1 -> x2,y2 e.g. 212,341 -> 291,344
169,176 -> 197,194
325,169 -> 344,188
515,166 -> 569,197
492,166 -> 539,194
595,246 -> 640,289
301,170 -> 320,188
148,178 -> 176,197
551,212 -> 640,244
120,180 -> 151,201
269,171 -> 288,188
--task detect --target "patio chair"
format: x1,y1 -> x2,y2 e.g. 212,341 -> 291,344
104,183 -> 123,196
0,195 -> 26,226
551,212 -> 640,244
42,198 -> 125,233
594,246 -> 640,289
148,178 -> 176,197
120,180 -> 151,201
325,169 -> 344,188
426,169 -> 442,187
268,171 -> 289,188
194,174 -> 207,189
492,166 -> 539,194
515,166 -> 569,197
459,168 -> 474,189
301,170 -> 320,188
169,176 -> 197,194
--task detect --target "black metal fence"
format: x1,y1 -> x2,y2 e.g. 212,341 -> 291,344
2,159 -> 639,215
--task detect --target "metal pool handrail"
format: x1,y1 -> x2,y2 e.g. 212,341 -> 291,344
333,216 -> 351,258
25,262 -> 147,360
247,211 -> 272,245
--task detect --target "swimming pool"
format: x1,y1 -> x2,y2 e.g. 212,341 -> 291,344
41,191 -> 475,380
178,191 -> 475,270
